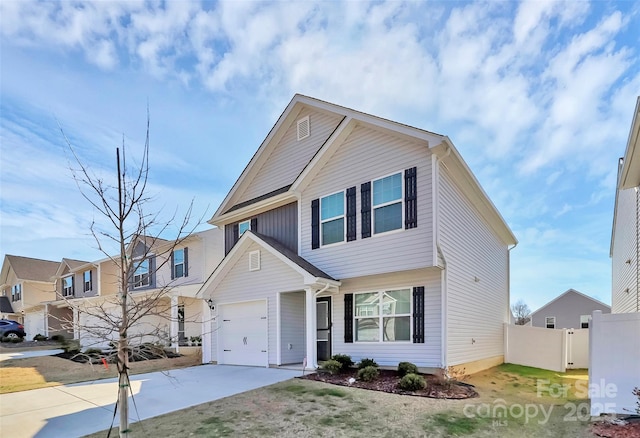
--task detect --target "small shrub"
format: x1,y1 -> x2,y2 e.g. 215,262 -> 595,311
0,337 -> 9,343
357,358 -> 378,369
83,348 -> 103,356
33,334 -> 48,341
10,337 -> 23,343
357,365 -> 379,382
633,387 -> 640,414
62,339 -> 80,354
397,361 -> 419,377
398,373 -> 426,391
50,334 -> 65,342
330,354 -> 354,371
321,359 -> 342,375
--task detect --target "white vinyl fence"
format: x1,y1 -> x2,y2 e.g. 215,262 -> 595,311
589,310 -> 640,416
504,323 -> 589,372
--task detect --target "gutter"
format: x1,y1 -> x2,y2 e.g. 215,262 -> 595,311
434,145 -> 450,369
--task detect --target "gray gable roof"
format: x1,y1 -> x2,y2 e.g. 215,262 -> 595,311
5,255 -> 59,282
0,296 -> 14,313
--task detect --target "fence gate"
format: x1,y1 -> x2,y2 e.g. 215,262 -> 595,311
566,329 -> 589,369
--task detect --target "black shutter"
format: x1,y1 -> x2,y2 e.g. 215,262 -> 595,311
344,293 -> 354,343
170,251 -> 175,280
413,286 -> 425,343
150,256 -> 156,288
233,223 -> 239,245
346,186 -> 356,241
71,276 -> 75,296
184,247 -> 189,277
311,198 -> 320,249
405,167 -> 417,229
361,182 -> 371,238
89,270 -> 93,291
250,217 -> 258,232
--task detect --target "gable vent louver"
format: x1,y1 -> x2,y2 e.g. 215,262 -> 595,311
249,250 -> 261,271
297,116 -> 310,141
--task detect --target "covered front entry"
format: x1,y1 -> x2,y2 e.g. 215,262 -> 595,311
219,300 -> 268,367
316,297 -> 332,361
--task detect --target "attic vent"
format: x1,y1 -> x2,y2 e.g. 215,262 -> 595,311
249,250 -> 261,271
297,116 -> 310,141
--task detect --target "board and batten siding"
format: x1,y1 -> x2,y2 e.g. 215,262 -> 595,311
325,268 -> 442,368
612,187 -> 639,313
225,202 -> 298,254
210,242 -> 306,365
235,108 -> 343,205
438,166 -> 509,366
300,124 -> 433,279
279,291 -> 306,364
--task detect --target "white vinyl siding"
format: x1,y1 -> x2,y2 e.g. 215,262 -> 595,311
328,268 -> 442,368
301,125 -> 434,279
439,166 -> 509,366
280,291 -> 306,364
611,187 -> 639,313
236,109 -> 343,204
210,242 -> 307,365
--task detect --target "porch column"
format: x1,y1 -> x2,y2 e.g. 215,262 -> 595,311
201,300 -> 212,364
73,307 -> 79,342
305,287 -> 317,370
170,295 -> 179,352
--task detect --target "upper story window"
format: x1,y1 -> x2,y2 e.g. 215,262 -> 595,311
11,284 -> 22,302
372,172 -> 403,234
354,289 -> 411,342
172,248 -> 187,278
83,270 -> 92,293
62,276 -> 74,297
238,220 -> 251,235
545,316 -> 555,329
580,315 -> 589,329
321,191 -> 345,246
133,259 -> 150,288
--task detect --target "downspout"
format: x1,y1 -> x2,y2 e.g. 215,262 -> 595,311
434,145 -> 450,369
636,187 -> 639,311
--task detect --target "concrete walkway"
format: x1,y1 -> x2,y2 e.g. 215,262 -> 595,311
0,364 -> 301,438
0,349 -> 64,362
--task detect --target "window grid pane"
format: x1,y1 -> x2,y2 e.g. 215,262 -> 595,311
321,218 -> 344,245
354,289 -> 411,342
356,318 -> 380,341
374,203 -> 402,234
321,192 -> 344,220
373,173 -> 402,206
238,221 -> 250,235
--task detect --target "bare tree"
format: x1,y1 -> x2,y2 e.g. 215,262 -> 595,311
59,115 -> 199,437
511,299 -> 532,325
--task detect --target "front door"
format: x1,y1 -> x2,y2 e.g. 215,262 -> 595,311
316,297 -> 332,361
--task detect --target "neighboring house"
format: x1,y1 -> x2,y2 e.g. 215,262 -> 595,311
72,228 -> 224,350
530,289 -> 611,329
611,96 -> 640,313
202,94 -> 517,373
0,255 -> 58,339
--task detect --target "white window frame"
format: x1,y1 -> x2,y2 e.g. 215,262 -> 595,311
545,316 -> 556,329
320,190 -> 346,247
133,258 -> 150,289
580,315 -> 589,329
12,284 -> 22,302
238,220 -> 251,235
173,249 -> 185,278
83,270 -> 92,293
354,288 -> 412,343
62,276 -> 74,297
371,171 -> 404,236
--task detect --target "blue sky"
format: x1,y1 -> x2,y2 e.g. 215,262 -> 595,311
1,0 -> 639,311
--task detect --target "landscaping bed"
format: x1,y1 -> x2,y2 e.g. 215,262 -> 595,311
300,368 -> 478,399
54,344 -> 182,364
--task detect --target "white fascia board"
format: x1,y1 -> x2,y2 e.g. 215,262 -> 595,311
619,97 -> 640,190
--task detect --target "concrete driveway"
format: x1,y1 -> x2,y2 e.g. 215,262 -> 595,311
0,364 -> 301,438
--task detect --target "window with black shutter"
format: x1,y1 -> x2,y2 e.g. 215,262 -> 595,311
412,286 -> 425,343
405,167 -> 417,229
311,198 -> 320,249
344,293 -> 353,343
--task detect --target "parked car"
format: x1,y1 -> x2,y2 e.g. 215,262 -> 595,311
0,320 -> 26,339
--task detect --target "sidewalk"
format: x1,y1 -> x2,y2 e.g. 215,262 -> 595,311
0,364 -> 301,438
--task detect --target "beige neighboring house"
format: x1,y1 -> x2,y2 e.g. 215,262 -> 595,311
71,228 -> 224,352
611,96 -> 640,313
202,94 -> 517,373
530,289 -> 611,329
0,255 -> 58,339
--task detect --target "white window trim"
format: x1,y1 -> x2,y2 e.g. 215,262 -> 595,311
238,220 -> 251,235
133,258 -> 151,289
545,316 -> 556,329
353,287 -> 413,343
173,249 -> 185,278
320,190 -> 346,247
579,315 -> 590,329
371,171 -> 404,236
62,276 -> 74,297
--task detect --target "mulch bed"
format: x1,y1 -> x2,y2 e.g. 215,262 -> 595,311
592,417 -> 640,438
299,369 -> 478,399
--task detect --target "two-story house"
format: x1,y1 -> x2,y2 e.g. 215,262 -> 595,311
201,95 -> 517,373
611,97 -> 640,313
0,255 -> 58,339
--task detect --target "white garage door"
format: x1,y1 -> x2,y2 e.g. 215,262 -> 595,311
24,312 -> 45,340
219,300 -> 268,367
